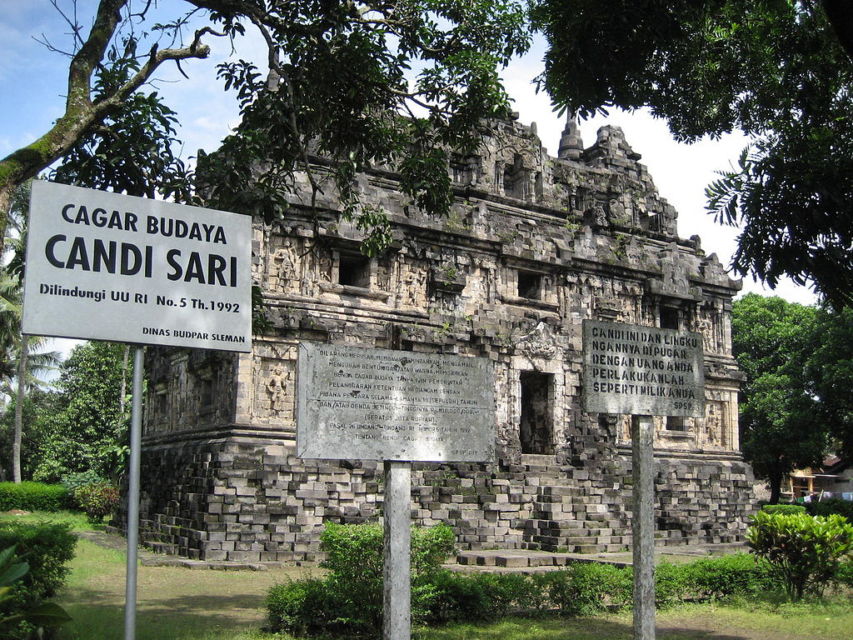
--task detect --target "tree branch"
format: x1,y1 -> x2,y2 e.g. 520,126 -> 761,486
822,0 -> 853,62
67,0 -> 126,112
0,0 -> 215,252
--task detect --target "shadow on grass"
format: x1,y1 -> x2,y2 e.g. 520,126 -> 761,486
60,586 -> 269,640
415,617 -> 753,640
60,594 -> 763,640
60,596 -> 764,640
657,627 -> 749,640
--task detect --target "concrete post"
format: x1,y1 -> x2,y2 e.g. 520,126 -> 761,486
632,414 -> 656,640
383,461 -> 411,640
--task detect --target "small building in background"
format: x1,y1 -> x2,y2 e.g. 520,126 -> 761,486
787,455 -> 853,501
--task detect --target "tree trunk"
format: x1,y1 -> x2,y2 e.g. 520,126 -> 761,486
120,345 -> 129,414
13,337 -> 28,484
768,468 -> 783,505
0,186 -> 11,258
823,0 -> 853,62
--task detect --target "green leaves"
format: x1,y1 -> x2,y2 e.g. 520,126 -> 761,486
732,294 -> 833,502
0,546 -> 29,591
535,0 -> 853,306
198,0 -> 530,250
52,41 -> 194,202
31,342 -> 133,483
747,511 -> 853,600
0,534 -> 75,635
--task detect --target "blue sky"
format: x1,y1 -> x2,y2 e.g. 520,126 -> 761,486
2,1 -> 817,309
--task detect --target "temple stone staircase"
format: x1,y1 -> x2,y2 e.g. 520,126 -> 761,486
514,456 -> 630,555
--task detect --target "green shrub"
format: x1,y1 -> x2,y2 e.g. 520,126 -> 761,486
747,511 -> 853,600
0,522 -> 77,602
0,483 -> 68,512
805,498 -> 853,522
60,471 -> 106,509
268,522 -> 456,636
0,523 -> 76,639
411,524 -> 456,578
522,573 -> 556,614
834,560 -> 853,588
761,504 -> 807,516
266,578 -> 332,636
318,522 -> 385,632
0,545 -> 72,639
418,571 -> 552,624
422,570 -> 493,624
72,483 -> 119,523
486,572 -> 549,615
687,553 -> 774,599
654,562 -> 695,607
547,562 -> 631,616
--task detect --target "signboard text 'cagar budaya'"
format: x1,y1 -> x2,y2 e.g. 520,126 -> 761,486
61,203 -> 228,243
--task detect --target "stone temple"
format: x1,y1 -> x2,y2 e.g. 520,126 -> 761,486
138,115 -> 754,562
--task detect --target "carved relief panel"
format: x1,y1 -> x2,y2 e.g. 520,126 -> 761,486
266,237 -> 300,295
397,258 -> 428,309
693,302 -> 723,354
250,345 -> 298,425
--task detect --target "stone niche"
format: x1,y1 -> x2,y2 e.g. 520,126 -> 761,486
133,114 -> 754,563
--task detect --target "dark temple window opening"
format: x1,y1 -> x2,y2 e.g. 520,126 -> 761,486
518,270 -> 542,300
520,371 -> 554,455
339,253 -> 371,288
665,416 -> 686,432
660,306 -> 680,330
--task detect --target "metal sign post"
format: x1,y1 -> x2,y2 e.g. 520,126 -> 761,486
124,346 -> 145,640
632,415 -> 656,640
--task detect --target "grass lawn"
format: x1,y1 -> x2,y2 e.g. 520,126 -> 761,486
413,601 -> 853,640
3,511 -> 851,640
58,537 -> 318,639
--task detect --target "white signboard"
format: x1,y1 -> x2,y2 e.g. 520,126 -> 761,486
297,342 -> 495,462
22,181 -> 252,352
583,320 -> 705,417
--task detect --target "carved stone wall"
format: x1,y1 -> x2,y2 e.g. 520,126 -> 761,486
135,115 -> 754,562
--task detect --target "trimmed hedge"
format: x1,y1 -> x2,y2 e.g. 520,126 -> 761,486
547,562 -> 631,615
805,498 -> 853,522
420,570 -> 554,624
688,552 -> 775,598
761,504 -> 807,516
0,483 -> 68,512
267,532 -> 787,637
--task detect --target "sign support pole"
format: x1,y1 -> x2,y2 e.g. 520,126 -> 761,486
124,346 -> 145,640
383,460 -> 411,640
632,414 -> 656,640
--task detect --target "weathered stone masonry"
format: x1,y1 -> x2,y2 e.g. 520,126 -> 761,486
136,116 -> 754,562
